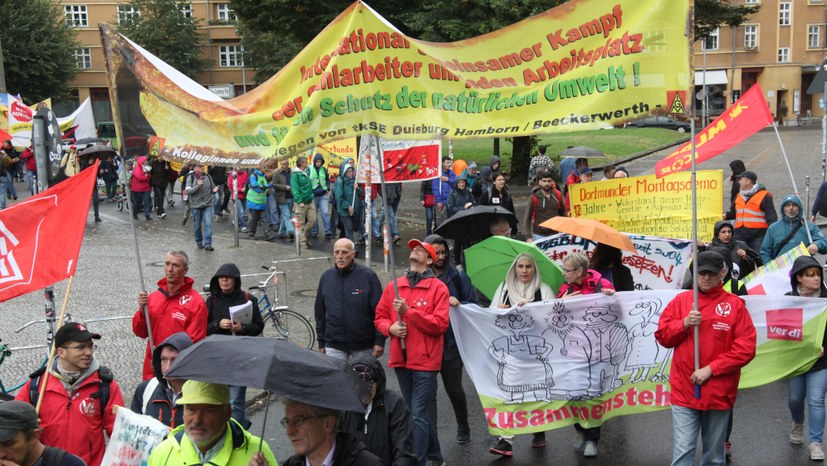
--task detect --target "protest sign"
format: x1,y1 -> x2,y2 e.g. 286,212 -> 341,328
356,135 -> 441,183
100,407 -> 170,466
567,170 -> 723,240
534,233 -> 692,290
454,292 -> 825,436
100,0 -> 690,165
742,243 -> 808,296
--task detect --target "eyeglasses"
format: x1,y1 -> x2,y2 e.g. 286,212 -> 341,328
352,364 -> 374,381
562,267 -> 577,273
280,415 -> 324,429
62,344 -> 98,352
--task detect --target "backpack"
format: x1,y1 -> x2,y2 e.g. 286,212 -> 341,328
41,446 -> 68,466
819,188 -> 827,217
29,365 -> 113,418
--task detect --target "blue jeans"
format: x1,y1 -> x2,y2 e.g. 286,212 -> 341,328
789,368 -> 827,442
6,172 -> 16,197
133,191 -> 152,219
387,201 -> 399,237
229,385 -> 249,427
396,368 -> 441,466
277,200 -> 294,236
312,193 -> 331,235
192,204 -> 214,247
424,206 -> 434,236
26,169 -> 36,195
371,200 -> 382,239
235,199 -> 247,229
266,191 -> 279,226
0,177 -> 8,209
671,405 -> 729,466
213,190 -> 223,214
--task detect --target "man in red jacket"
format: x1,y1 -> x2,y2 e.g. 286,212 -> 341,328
133,250 -> 208,380
15,323 -> 124,466
375,239 -> 450,466
655,250 -> 756,466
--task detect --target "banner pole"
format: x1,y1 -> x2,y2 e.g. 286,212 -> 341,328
688,1 -> 700,400
35,275 -> 75,415
772,122 -> 814,244
99,24 -> 154,351
232,168 -> 239,248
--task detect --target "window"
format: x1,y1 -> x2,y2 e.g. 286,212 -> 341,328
745,0 -> 759,3
219,45 -> 244,67
744,25 -> 757,49
117,5 -> 140,24
702,28 -> 719,51
216,3 -> 236,22
778,47 -> 790,63
74,48 -> 91,69
809,25 -> 822,48
63,5 -> 88,27
779,3 -> 791,26
178,3 -> 192,18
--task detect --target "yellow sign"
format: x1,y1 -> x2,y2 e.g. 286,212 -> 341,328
101,0 -> 690,165
568,170 -> 724,240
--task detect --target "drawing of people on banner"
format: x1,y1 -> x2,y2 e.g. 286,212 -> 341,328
488,311 -> 554,403
542,301 -> 592,400
625,298 -> 665,383
583,303 -> 628,395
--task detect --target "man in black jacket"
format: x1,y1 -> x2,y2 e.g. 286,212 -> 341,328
130,332 -> 193,428
282,399 -> 383,466
314,238 -> 385,361
341,354 -> 416,466
206,262 -> 264,428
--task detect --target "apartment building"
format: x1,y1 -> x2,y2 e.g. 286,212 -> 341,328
694,0 -> 827,122
59,0 -> 255,121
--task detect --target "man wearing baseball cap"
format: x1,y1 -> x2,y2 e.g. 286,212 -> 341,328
656,251 -> 756,465
15,323 -> 124,466
374,239 -> 450,466
148,380 -> 277,466
0,401 -> 84,466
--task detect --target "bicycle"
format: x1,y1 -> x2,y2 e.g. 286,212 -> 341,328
246,265 -> 317,350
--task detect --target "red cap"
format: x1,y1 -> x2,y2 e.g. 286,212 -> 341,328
408,239 -> 437,263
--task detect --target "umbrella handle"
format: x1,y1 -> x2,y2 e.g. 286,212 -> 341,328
258,391 -> 270,454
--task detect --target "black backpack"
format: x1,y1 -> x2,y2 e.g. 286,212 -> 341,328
41,446 -> 68,466
28,365 -> 113,418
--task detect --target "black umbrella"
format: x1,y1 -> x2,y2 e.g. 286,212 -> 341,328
560,145 -> 604,158
166,335 -> 364,412
435,205 -> 517,242
78,143 -> 118,158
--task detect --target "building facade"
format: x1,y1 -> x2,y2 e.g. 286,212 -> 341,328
694,0 -> 827,123
59,0 -> 255,122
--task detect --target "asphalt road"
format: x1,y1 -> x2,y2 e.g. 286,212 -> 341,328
0,125 -> 824,464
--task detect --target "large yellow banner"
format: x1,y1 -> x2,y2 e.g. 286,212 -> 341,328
568,170 -> 724,240
101,0 -> 690,166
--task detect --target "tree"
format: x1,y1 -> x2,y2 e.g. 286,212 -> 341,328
694,0 -> 760,41
0,0 -> 80,102
117,0 -> 209,78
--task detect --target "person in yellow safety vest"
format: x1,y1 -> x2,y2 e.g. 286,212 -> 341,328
724,170 -> 777,254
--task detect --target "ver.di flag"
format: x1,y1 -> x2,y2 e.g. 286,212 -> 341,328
453,291 -> 825,436
655,84 -> 773,178
0,161 -> 98,303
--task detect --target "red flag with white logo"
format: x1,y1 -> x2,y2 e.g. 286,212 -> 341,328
0,161 -> 98,303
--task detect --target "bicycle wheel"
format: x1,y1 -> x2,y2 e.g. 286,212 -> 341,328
262,308 -> 315,350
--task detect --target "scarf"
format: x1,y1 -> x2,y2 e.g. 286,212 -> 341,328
739,184 -> 759,199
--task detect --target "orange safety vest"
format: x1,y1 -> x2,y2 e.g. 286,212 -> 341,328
734,190 -> 770,229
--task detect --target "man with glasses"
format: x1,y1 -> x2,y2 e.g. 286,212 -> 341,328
656,251 -> 756,466
282,398 -> 382,466
340,354 -> 416,465
15,323 -> 124,466
148,381 -> 277,466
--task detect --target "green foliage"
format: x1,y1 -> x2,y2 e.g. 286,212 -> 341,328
0,0 -> 80,102
117,0 -> 209,78
694,0 -> 760,40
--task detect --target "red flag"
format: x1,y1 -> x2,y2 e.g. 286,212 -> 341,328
0,161 -> 98,303
654,84 -> 773,178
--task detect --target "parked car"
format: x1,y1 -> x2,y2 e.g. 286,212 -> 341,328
627,116 -> 690,132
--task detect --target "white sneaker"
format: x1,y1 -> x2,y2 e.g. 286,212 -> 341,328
583,441 -> 598,457
572,433 -> 584,450
241,227 -> 248,233
810,442 -> 825,461
791,423 -> 805,445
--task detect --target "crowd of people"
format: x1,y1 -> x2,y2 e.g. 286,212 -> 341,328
5,143 -> 827,466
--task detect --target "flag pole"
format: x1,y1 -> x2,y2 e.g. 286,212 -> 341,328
99,24 -> 154,351
35,275 -> 75,414
375,136 -> 405,362
689,2 -> 701,400
772,122 -> 814,244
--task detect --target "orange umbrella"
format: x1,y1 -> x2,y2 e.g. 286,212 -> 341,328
539,217 -> 636,252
